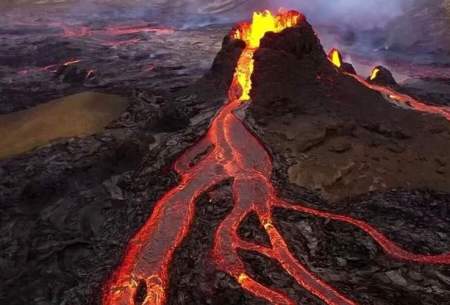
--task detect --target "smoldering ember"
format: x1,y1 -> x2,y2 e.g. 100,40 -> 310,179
1,1 -> 450,305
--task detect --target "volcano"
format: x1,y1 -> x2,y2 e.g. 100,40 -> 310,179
1,6 -> 450,305
101,10 -> 450,305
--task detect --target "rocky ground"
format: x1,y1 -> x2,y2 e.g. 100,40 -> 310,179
0,3 -> 449,305
0,63 -> 232,305
0,8 -> 245,302
0,4 -> 230,113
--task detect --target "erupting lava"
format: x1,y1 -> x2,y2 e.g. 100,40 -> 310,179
231,10 -> 301,102
369,67 -> 380,81
103,10 -> 450,305
328,48 -> 342,69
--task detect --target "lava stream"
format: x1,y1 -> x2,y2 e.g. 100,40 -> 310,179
328,48 -> 450,121
351,73 -> 450,121
104,10 -> 450,305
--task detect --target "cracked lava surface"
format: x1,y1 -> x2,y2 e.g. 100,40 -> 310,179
103,10 -> 450,305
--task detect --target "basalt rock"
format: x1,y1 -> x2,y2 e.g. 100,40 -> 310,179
341,62 -> 356,75
203,34 -> 246,94
54,64 -> 90,84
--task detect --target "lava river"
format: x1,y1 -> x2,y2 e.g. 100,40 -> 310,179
103,10 -> 450,305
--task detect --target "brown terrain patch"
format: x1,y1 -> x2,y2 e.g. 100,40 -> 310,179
0,92 -> 128,159
263,113 -> 450,202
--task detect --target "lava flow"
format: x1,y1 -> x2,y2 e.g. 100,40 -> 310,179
329,48 -> 450,121
370,67 -> 380,81
328,48 -> 342,69
103,10 -> 450,305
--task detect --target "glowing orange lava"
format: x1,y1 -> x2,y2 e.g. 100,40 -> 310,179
328,48 -> 342,68
370,67 -> 380,80
232,10 -> 302,101
103,12 -> 450,305
329,48 -> 450,121
353,73 -> 450,120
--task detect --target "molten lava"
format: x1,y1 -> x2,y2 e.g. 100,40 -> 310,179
328,48 -> 342,68
370,67 -> 380,80
103,11 -> 450,305
231,10 -> 302,101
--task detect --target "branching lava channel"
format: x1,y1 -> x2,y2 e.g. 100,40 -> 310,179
103,10 -> 450,305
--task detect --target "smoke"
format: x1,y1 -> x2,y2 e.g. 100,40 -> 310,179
7,1 -> 416,30
262,0 -> 430,79
142,0 -> 416,30
267,0 -> 415,30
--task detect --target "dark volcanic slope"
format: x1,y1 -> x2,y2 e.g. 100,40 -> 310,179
247,21 -> 450,202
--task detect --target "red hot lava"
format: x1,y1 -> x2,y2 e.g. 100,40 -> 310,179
328,49 -> 450,121
103,10 -> 450,305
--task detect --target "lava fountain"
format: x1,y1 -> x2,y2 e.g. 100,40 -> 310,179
370,67 -> 380,81
328,48 -> 342,69
103,10 -> 450,305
